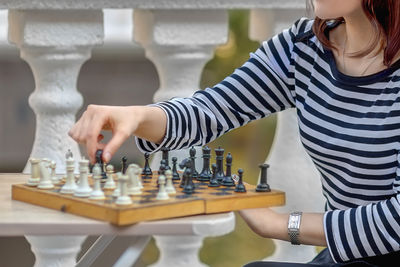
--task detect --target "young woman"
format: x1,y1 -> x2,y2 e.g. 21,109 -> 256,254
69,0 -> 400,266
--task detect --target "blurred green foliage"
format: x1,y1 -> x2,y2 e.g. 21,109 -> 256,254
139,10 -> 278,267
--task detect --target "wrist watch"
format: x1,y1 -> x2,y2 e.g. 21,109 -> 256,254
288,211 -> 302,245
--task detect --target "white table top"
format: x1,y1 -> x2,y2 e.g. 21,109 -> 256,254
0,174 -> 235,236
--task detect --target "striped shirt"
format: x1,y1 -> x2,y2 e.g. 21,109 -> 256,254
136,18 -> 400,263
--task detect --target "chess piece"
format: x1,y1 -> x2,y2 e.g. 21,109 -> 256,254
121,156 -> 128,174
65,149 -> 73,160
156,174 -> 169,200
50,160 -> 60,184
112,177 -> 121,197
38,161 -> 54,189
134,166 -> 144,189
27,158 -> 41,186
95,149 -> 107,180
256,163 -> 271,192
161,147 -> 171,170
127,164 -> 142,195
158,160 -> 167,175
215,146 -> 225,182
179,158 -> 191,188
234,169 -> 246,193
189,146 -> 199,179
198,146 -> 212,181
104,165 -> 116,190
165,170 -> 176,194
142,152 -> 153,178
115,173 -> 132,205
74,158 -> 92,197
208,163 -> 220,187
171,157 -> 180,180
90,164 -> 106,200
221,153 -> 235,187
183,167 -> 195,194
60,158 -> 78,194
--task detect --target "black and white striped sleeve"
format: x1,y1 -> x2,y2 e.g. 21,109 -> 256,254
135,18 -> 309,153
324,151 -> 400,262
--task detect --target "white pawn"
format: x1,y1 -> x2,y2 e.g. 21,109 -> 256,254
116,173 -> 132,205
50,160 -> 60,184
156,174 -> 169,200
165,170 -> 176,194
90,164 -> 105,200
38,161 -> 54,189
74,158 -> 92,197
127,165 -> 142,195
112,179 -> 121,197
27,158 -> 41,186
104,165 -> 116,190
135,167 -> 143,189
60,158 -> 78,194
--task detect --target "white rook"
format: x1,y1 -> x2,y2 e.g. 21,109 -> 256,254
8,10 -> 104,173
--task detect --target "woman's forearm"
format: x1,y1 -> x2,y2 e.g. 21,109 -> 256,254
134,105 -> 167,144
238,208 -> 326,246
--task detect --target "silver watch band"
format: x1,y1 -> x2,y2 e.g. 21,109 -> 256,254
288,211 -> 302,245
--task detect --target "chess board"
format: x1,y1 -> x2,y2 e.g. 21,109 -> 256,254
11,173 -> 285,226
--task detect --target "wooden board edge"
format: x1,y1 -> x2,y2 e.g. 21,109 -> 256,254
12,184 -> 119,224
204,191 -> 285,213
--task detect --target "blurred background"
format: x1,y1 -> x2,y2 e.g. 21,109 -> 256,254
0,9 -> 279,266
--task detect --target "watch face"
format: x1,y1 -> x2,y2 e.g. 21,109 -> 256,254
288,215 -> 301,229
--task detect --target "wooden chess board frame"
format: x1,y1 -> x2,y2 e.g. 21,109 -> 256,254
11,174 -> 285,226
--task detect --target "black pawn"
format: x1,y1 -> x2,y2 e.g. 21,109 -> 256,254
198,146 -> 212,181
142,152 -> 153,178
189,146 -> 199,179
121,156 -> 128,174
161,147 -> 171,170
208,163 -> 220,187
179,158 -> 191,188
158,161 -> 166,176
215,146 -> 225,182
171,157 -> 180,181
95,149 -> 107,180
256,163 -> 271,192
183,167 -> 195,194
221,153 -> 235,187
234,169 -> 246,193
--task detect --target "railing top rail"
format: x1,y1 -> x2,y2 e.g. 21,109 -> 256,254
0,0 -> 305,10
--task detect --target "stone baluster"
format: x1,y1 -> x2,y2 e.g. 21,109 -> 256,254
133,9 -> 233,267
8,9 -> 103,266
249,7 -> 325,263
133,9 -> 229,165
25,235 -> 86,267
8,10 -> 104,173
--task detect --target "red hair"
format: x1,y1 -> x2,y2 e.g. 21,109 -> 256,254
311,0 -> 400,66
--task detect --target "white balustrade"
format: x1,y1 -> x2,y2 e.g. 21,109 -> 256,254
8,10 -> 104,173
249,7 -> 326,263
25,235 -> 87,267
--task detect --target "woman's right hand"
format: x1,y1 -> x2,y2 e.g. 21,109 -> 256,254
68,104 -> 166,163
